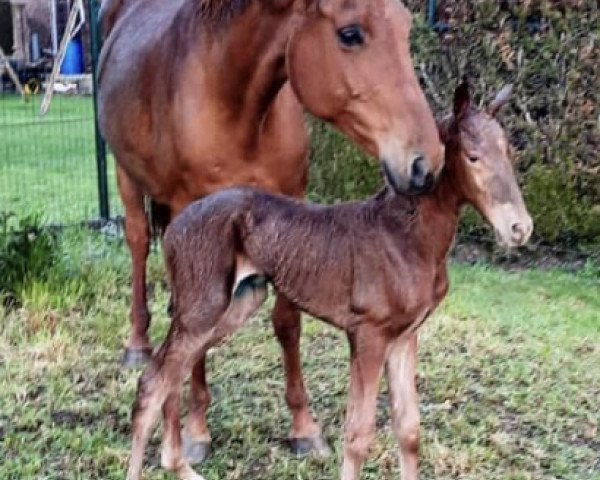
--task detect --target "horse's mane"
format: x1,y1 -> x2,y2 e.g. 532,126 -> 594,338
192,0 -> 253,26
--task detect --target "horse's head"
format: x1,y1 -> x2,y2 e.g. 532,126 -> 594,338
444,82 -> 533,248
286,0 -> 444,195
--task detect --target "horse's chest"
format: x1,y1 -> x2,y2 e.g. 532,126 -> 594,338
172,112 -> 308,202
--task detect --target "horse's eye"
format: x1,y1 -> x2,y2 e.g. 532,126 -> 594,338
337,24 -> 365,48
468,155 -> 479,163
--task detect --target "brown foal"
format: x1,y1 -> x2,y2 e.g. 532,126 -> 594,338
99,0 -> 443,459
126,83 -> 533,480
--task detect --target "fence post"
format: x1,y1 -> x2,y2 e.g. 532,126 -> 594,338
88,0 -> 110,222
427,0 -> 437,26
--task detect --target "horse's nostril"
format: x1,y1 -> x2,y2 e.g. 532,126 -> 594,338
411,155 -> 425,175
511,223 -> 527,243
409,155 -> 428,191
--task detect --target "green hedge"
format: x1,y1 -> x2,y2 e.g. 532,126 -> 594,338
308,1 -> 600,249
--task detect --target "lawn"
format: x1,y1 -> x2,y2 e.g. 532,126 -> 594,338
0,94 -> 121,224
1,229 -> 598,479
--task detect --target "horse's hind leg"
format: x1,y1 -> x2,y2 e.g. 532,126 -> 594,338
272,295 -> 329,457
117,165 -> 153,367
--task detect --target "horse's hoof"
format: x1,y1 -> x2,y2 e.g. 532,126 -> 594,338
289,435 -> 331,458
183,437 -> 211,465
121,347 -> 153,368
177,463 -> 205,480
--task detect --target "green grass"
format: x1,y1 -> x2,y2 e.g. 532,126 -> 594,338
1,229 -> 598,479
0,94 -> 121,224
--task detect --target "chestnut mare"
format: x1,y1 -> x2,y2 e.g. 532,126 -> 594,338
98,0 -> 443,460
126,82 -> 532,480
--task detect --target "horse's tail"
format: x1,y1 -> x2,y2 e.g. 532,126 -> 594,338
147,198 -> 170,239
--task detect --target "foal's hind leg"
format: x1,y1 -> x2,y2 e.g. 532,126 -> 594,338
117,165 -> 153,367
272,295 -> 329,457
161,392 -> 205,480
181,353 -> 212,465
182,272 -> 268,465
127,332 -> 204,480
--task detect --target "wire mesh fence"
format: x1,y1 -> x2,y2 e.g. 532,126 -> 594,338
0,89 -> 121,226
0,0 -> 120,227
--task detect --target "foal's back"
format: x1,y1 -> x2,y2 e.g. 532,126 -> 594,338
165,187 -> 432,326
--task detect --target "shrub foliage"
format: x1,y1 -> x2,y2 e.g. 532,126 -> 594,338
0,212 -> 59,307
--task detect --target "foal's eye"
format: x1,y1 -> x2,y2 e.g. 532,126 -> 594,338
468,155 -> 479,163
337,24 -> 365,48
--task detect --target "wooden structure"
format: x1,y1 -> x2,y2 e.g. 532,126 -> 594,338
0,45 -> 25,94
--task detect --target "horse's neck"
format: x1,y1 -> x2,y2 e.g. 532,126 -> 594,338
194,2 -> 300,143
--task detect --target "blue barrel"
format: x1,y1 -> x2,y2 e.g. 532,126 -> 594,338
60,37 -> 84,75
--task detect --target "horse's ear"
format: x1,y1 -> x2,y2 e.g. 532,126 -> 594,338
297,0 -> 329,13
453,80 -> 470,124
488,84 -> 513,117
269,0 -> 297,10
291,0 -> 313,12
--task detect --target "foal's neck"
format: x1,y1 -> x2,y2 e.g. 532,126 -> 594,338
382,151 -> 464,265
195,2 -> 300,146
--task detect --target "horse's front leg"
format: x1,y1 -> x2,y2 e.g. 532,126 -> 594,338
341,326 -> 388,480
117,165 -> 153,367
386,333 -> 420,480
272,294 -> 330,457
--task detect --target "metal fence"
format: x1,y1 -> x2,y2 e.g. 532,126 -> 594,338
0,0 -> 116,227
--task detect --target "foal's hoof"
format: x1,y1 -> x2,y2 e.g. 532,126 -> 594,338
183,437 -> 211,465
121,347 -> 153,368
289,435 -> 331,458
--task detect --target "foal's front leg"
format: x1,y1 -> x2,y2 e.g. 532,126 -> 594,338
341,326 -> 388,480
272,294 -> 329,456
386,333 -> 420,480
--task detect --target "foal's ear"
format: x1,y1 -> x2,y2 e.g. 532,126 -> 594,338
453,80 -> 471,124
488,84 -> 513,117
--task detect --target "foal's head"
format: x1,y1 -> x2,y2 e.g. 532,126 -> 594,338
286,0 -> 444,195
444,82 -> 533,248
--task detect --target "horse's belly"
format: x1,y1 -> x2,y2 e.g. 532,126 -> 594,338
178,142 -> 308,203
